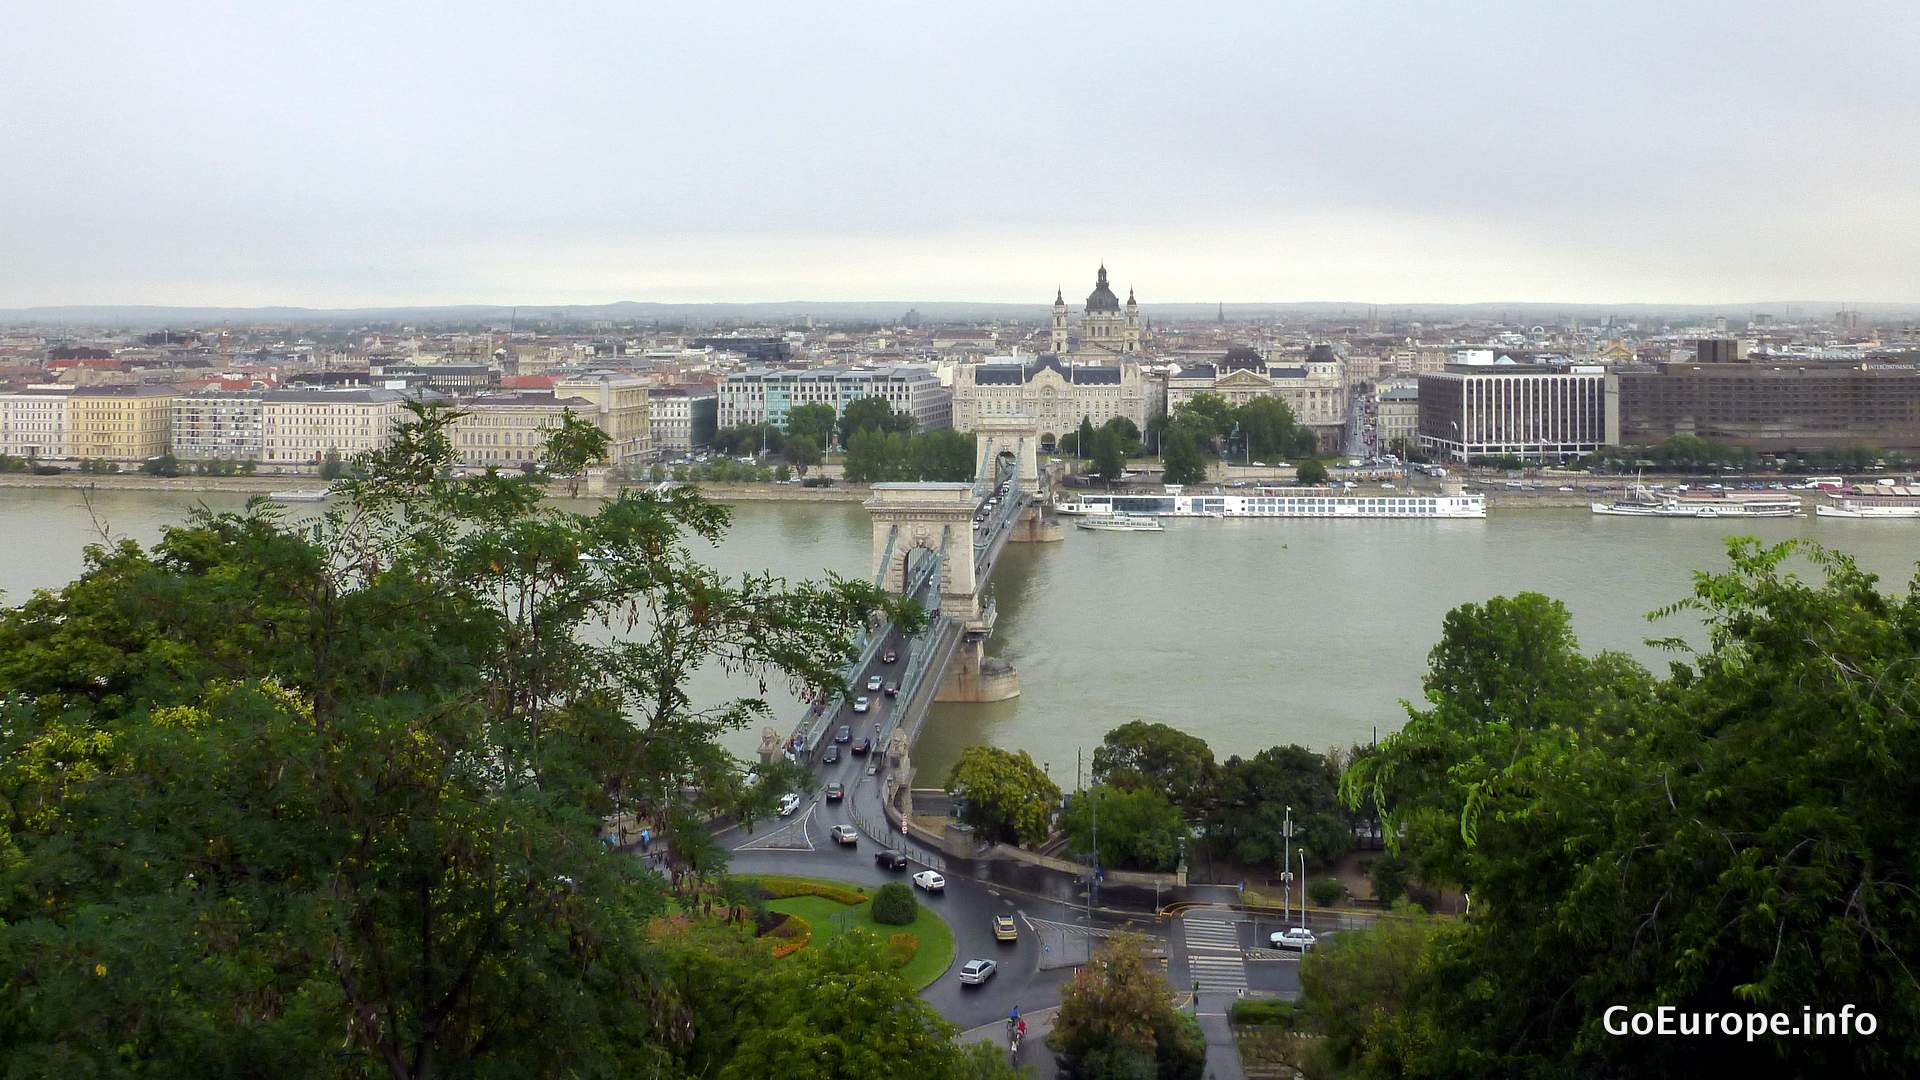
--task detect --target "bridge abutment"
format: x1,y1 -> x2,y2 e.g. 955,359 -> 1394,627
1009,503 -> 1063,543
935,637 -> 1021,702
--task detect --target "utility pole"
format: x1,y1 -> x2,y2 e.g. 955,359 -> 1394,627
1282,805 -> 1293,924
1299,851 -> 1307,927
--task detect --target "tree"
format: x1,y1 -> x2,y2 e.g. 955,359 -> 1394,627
947,745 -> 1061,847
1102,415 -> 1142,456
141,452 -> 183,476
1367,852 -> 1411,906
784,402 -> 838,449
1294,459 -> 1328,485
1307,877 -> 1344,907
1051,933 -> 1205,1080
1091,427 -> 1127,483
1203,745 -> 1348,869
543,406 -> 613,496
1296,905 -> 1451,1078
870,881 -> 918,925
0,401 -> 917,1077
785,433 -> 823,474
772,463 -> 791,483
1075,416 -> 1097,460
1061,785 -> 1189,872
1091,720 -> 1219,811
1233,397 -> 1304,461
1174,393 -> 1234,443
1159,421 -> 1208,486
1338,539 -> 1920,1077
838,396 -> 913,446
318,447 -> 345,479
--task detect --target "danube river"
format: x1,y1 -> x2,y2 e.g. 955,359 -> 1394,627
4,485 -> 1917,783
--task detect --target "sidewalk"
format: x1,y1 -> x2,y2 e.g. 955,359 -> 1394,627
1193,994 -> 1249,1080
960,1006 -> 1058,1079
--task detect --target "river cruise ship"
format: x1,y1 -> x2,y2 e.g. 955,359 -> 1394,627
1591,488 -> 1802,518
1056,487 -> 1486,519
1814,485 -> 1920,519
1074,512 -> 1165,532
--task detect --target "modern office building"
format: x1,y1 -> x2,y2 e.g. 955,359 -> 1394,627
719,366 -> 950,434
1417,366 -> 1608,462
0,386 -> 73,460
1611,361 -> 1920,452
69,386 -> 177,462
171,391 -> 265,461
648,386 -> 718,453
950,355 -> 1158,447
691,336 -> 791,365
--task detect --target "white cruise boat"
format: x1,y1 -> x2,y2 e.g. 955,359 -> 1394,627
1061,487 -> 1485,519
1075,512 -> 1164,532
1591,487 -> 1801,518
1052,499 -> 1100,516
1815,485 -> 1920,519
267,489 -> 331,503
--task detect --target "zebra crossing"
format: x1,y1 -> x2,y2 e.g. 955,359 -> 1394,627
1180,916 -> 1249,995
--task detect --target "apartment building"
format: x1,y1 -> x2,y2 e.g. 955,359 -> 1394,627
171,391 -> 265,461
648,386 -> 718,453
0,386 -> 73,460
554,372 -> 652,463
1418,366 -> 1607,462
262,388 -> 410,467
1612,360 -> 1920,452
720,366 -> 950,434
70,386 -> 176,462
1376,382 -> 1420,453
452,392 -> 596,469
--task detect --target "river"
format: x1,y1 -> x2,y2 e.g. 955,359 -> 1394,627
3,485 -> 1916,783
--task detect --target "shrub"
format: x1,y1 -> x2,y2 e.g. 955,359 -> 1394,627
870,881 -> 918,926
735,875 -> 866,905
31,466 -> 62,476
883,932 -> 918,969
1230,999 -> 1298,1028
1307,877 -> 1344,908
766,913 -> 812,959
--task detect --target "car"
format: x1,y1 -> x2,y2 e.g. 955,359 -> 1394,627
852,696 -> 870,713
1268,927 -> 1317,951
883,682 -> 898,698
851,737 -> 871,755
822,744 -> 840,764
958,959 -> 997,985
882,650 -> 897,664
866,675 -> 883,692
875,850 -> 910,871
777,793 -> 801,817
912,870 -> 946,892
993,915 -> 1018,942
829,824 -> 858,846
824,782 -> 844,801
836,724 -> 852,743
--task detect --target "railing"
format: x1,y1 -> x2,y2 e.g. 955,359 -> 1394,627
789,542 -> 945,753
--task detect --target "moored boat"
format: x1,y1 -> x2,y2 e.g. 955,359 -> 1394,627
1075,512 -> 1164,532
267,489 -> 331,503
1814,485 -> 1920,519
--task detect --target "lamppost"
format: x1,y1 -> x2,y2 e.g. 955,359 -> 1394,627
1282,805 -> 1293,924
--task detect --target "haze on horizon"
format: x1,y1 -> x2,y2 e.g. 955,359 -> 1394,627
3,0 -> 1916,310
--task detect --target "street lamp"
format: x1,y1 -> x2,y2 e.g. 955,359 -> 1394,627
1282,806 -> 1293,924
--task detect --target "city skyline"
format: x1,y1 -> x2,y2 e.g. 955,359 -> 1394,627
4,1 -> 1917,308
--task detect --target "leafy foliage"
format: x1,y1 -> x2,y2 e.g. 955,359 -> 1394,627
837,396 -> 916,446
1092,720 -> 1219,811
844,428 -> 977,484
948,745 -> 1061,847
784,402 -> 839,449
1061,785 -> 1189,872
1202,744 -> 1350,870
1050,933 -> 1205,1080
870,881 -> 919,926
1295,459 -> 1328,485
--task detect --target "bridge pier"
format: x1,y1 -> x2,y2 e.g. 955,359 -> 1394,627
1008,503 -> 1063,543
935,636 -> 1021,703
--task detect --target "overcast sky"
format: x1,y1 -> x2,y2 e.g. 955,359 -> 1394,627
3,1 -> 1916,307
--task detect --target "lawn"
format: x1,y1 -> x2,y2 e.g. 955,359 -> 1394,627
767,891 -> 956,990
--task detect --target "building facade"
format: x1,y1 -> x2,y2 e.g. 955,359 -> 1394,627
171,391 -> 265,461
648,386 -> 718,453
554,372 -> 652,463
1612,361 -> 1920,452
1376,382 -> 1420,454
0,387 -> 72,460
1165,350 -> 1349,453
261,388 -> 410,467
1050,264 -> 1141,358
719,366 -> 950,435
70,386 -> 176,462
950,355 -> 1158,446
1417,366 -> 1607,462
452,392 -> 595,470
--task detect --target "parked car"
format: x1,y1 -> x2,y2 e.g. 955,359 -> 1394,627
993,915 -> 1018,942
912,870 -> 946,892
866,675 -> 883,692
882,650 -> 897,664
829,824 -> 858,846
824,782 -> 844,802
958,959 -> 997,985
836,724 -> 851,743
852,697 -> 870,713
777,793 -> 801,817
851,737 -> 871,756
822,744 -> 840,764
875,850 -> 910,871
1268,927 -> 1317,951
883,682 -> 899,698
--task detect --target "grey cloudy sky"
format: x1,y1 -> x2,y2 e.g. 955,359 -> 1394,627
3,0 -> 1916,307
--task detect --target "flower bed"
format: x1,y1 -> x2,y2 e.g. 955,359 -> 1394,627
767,913 -> 813,959
736,874 -> 868,906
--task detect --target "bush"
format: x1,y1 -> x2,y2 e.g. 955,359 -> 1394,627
32,465 -> 62,476
1230,998 -> 1298,1028
766,913 -> 812,959
883,931 -> 918,968
1307,877 -> 1344,908
870,881 -> 918,926
735,875 -> 866,906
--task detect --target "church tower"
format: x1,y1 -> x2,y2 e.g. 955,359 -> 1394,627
1050,287 -> 1069,355
1124,287 -> 1140,354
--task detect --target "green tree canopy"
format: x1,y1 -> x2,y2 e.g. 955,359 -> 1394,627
1050,932 -> 1205,1080
1202,745 -> 1350,869
1074,416 -> 1097,460
838,396 -> 914,446
543,406 -> 613,494
1234,397 -> 1304,461
1061,785 -> 1189,872
947,745 -> 1061,847
784,401 -> 839,449
1090,427 -> 1128,482
1091,720 -> 1219,811
785,432 -> 824,473
1159,420 -> 1209,486
1295,459 -> 1328,485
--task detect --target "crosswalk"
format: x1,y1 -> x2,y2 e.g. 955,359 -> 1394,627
1181,917 -> 1249,994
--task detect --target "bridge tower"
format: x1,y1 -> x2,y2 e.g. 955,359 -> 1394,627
866,482 -> 980,621
972,415 -> 1042,497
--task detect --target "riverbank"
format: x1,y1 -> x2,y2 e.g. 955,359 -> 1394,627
0,472 -> 872,504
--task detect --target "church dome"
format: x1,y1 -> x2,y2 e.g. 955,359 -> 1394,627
1085,264 -> 1120,313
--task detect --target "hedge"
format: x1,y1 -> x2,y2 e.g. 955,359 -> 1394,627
1229,999 -> 1298,1028
870,881 -> 918,926
736,875 -> 867,905
768,913 -> 813,959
